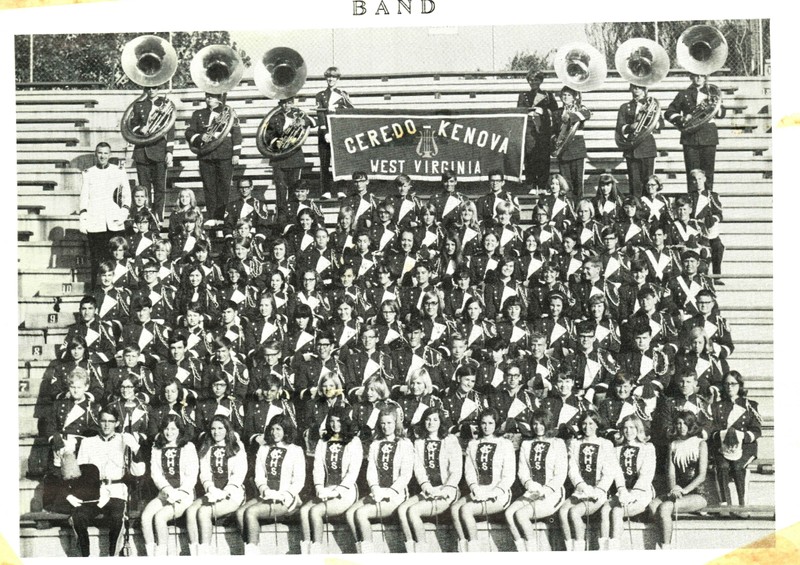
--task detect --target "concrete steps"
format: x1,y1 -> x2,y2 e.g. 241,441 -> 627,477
20,517 -> 774,557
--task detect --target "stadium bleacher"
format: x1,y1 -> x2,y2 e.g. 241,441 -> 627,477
17,71 -> 774,555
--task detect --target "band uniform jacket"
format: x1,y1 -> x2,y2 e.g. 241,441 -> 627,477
154,356 -> 205,399
540,393 -> 588,440
46,395 -> 100,454
441,389 -> 487,430
392,344 -> 443,391
476,190 -> 521,224
243,398 -> 298,448
615,99 -> 663,159
80,164 -> 131,233
681,312 -> 734,359
710,397 -> 762,457
553,103 -> 591,161
315,86 -> 353,137
651,393 -> 712,447
64,318 -> 117,365
185,105 -> 242,160
301,395 -> 350,446
147,402 -> 197,441
562,347 -> 619,401
130,96 -> 175,162
195,396 -> 245,436
119,319 -> 170,367
517,89 -> 559,137
264,107 -> 316,167
664,84 -> 726,146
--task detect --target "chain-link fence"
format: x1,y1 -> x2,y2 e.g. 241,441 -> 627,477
15,20 -> 770,89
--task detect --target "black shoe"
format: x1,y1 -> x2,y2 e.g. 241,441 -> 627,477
715,279 -> 725,286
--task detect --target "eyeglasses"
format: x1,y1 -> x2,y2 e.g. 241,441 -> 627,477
317,342 -> 332,347
120,385 -> 135,390
425,301 -> 438,306
100,419 -> 117,424
381,310 -> 396,314
489,179 -> 503,184
143,269 -> 158,275
506,372 -> 522,377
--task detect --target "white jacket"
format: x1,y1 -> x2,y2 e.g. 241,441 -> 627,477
79,164 -> 131,233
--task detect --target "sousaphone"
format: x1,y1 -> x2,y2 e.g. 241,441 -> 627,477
119,35 -> 178,145
254,47 -> 311,159
676,25 -> 728,133
552,42 -> 607,158
614,38 -> 669,150
189,44 -> 244,156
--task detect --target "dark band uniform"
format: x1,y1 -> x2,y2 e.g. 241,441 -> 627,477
130,95 -> 175,220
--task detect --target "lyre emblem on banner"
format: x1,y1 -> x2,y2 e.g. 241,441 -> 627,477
416,125 -> 439,158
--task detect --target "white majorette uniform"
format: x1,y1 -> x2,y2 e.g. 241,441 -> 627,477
567,436 -> 617,501
313,436 -> 363,506
366,436 -> 415,507
614,440 -> 656,514
464,435 -> 516,507
518,436 -> 568,512
151,442 -> 200,506
199,440 -> 248,506
413,434 -> 463,504
254,441 -> 306,511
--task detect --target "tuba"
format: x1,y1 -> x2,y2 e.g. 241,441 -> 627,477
614,38 -> 669,150
189,44 -> 244,156
254,47 -> 311,159
119,35 -> 178,146
551,42 -> 607,158
676,25 -> 728,133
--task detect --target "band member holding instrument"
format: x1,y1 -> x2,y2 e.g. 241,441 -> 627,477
316,67 -> 354,200
130,84 -> 174,222
517,70 -> 559,195
554,87 -> 591,203
664,73 -> 726,191
263,97 -> 316,213
68,407 -> 145,557
185,92 -> 242,224
616,84 -> 663,197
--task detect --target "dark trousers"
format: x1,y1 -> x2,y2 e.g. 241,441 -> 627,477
318,139 -> 332,196
70,498 -> 126,557
709,236 -> 725,275
87,230 -> 120,289
559,158 -> 585,204
625,156 -> 656,198
272,166 -> 302,215
135,159 -> 167,221
199,158 -> 234,221
683,144 -> 717,190
524,151 -> 552,192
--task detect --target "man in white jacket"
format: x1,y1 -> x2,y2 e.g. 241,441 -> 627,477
79,142 -> 131,289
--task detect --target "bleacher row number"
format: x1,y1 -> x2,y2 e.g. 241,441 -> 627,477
48,313 -> 58,324
31,346 -> 42,357
62,283 -> 72,293
75,256 -> 86,266
19,380 -> 30,394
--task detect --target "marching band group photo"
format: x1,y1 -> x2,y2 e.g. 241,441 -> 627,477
23,22 -> 770,557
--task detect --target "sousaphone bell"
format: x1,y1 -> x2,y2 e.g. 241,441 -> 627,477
189,44 -> 244,156
676,25 -> 728,133
614,38 -> 669,150
254,47 -> 311,159
119,35 -> 178,145
552,42 -> 607,158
